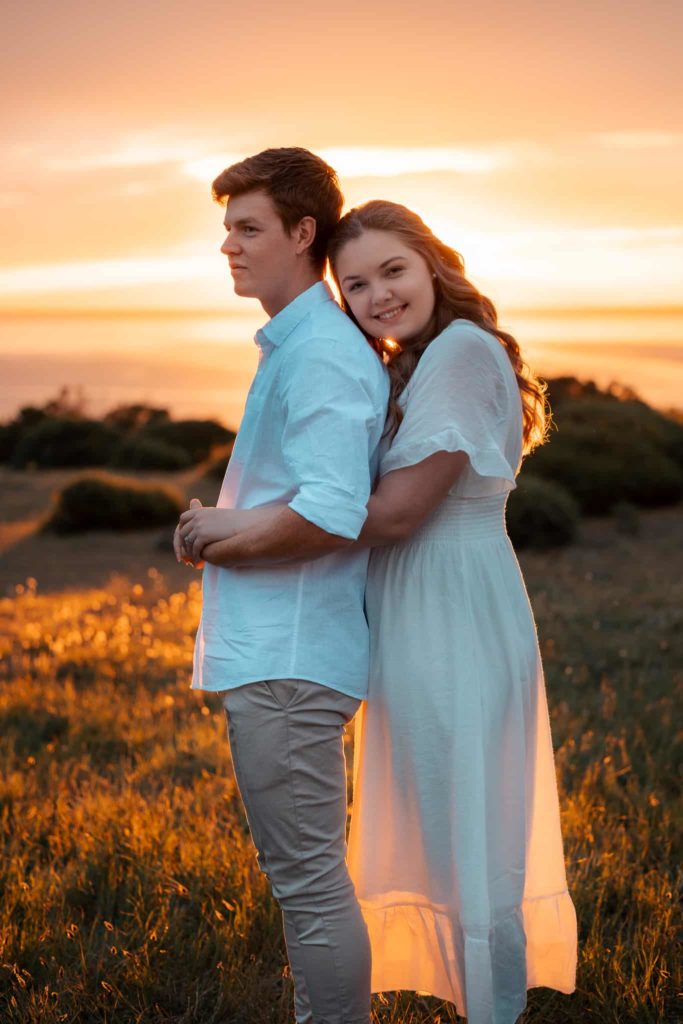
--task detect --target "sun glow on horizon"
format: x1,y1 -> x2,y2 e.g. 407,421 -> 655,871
0,0 -> 681,419
1,129 -> 683,311
1,216 -> 679,314
2,130 -> 681,313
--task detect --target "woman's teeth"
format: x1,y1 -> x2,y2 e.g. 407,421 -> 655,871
377,305 -> 406,322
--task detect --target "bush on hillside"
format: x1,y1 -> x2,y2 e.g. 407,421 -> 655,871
137,419 -> 235,464
39,386 -> 89,420
103,403 -> 170,433
525,423 -> 682,514
112,436 -> 192,471
546,376 -> 640,407
552,395 -> 683,472
45,474 -> 183,533
0,405 -> 53,462
506,475 -> 580,549
0,423 -> 16,463
11,418 -> 122,469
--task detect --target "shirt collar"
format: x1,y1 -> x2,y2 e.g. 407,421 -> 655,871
255,280 -> 334,351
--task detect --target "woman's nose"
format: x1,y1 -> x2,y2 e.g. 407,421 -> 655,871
373,281 -> 394,305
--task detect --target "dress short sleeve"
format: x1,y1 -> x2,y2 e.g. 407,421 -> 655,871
380,321 -> 522,496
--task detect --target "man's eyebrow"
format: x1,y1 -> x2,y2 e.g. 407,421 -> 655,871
342,256 -> 407,284
223,217 -> 263,228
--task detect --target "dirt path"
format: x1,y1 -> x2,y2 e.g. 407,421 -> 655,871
0,466 -> 218,595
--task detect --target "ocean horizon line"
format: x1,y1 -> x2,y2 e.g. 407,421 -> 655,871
2,305 -> 683,320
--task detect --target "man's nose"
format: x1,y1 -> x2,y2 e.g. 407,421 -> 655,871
221,233 -> 241,256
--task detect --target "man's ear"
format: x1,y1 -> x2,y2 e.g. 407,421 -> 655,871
294,215 -> 317,258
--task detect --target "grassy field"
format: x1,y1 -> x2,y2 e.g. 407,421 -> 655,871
0,479 -> 681,1023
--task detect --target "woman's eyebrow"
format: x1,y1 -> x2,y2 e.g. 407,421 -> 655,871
342,256 -> 406,284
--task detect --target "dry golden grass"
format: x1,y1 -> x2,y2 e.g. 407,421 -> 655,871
0,507 -> 681,1023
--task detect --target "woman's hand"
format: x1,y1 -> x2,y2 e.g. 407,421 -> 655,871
173,499 -> 205,567
173,525 -> 204,568
178,502 -> 243,563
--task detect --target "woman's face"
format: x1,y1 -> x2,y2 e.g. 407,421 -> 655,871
335,229 -> 436,343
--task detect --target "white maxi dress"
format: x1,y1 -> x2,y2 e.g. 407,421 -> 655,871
348,320 -> 577,1024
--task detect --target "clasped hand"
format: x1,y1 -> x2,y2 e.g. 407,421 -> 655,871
174,499 -> 237,566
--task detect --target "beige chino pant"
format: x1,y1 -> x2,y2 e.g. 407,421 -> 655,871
221,679 -> 371,1024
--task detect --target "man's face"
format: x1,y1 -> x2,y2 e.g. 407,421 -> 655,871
220,190 -> 299,309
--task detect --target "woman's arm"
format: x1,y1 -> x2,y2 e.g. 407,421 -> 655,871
355,449 -> 468,548
179,449 -> 467,568
201,506 -> 353,568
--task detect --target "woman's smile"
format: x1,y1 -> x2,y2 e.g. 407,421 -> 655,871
375,304 -> 408,324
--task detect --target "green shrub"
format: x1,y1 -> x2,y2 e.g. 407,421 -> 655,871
554,396 -> 683,472
103,403 -> 170,433
525,425 -> 682,514
112,436 -> 192,471
46,474 -> 183,533
0,406 -> 50,462
137,419 -> 235,464
11,417 -> 121,469
545,376 -> 645,408
0,423 -> 16,463
506,475 -> 580,549
545,376 -> 616,406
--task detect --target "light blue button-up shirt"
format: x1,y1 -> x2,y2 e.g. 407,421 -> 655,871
192,281 -> 389,699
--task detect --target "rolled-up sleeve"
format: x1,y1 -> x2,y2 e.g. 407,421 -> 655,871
280,338 -> 382,539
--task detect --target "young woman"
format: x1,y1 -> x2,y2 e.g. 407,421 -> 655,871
178,201 -> 577,1024
327,201 -> 577,1024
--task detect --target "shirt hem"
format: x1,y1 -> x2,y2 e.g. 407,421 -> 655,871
192,667 -> 366,702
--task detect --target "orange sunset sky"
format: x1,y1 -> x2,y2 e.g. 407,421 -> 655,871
2,0 -> 682,316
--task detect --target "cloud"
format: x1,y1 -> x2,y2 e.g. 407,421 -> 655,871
0,255 -> 217,295
491,225 -> 683,247
593,132 -> 683,150
182,144 -> 534,183
318,146 -> 518,177
13,133 -> 682,189
46,138 -> 211,173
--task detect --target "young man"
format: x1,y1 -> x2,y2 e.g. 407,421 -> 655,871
175,148 -> 389,1024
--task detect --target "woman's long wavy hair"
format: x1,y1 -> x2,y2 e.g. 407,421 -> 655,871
328,200 -> 549,454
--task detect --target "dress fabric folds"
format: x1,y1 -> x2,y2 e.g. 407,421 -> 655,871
348,321 -> 577,1024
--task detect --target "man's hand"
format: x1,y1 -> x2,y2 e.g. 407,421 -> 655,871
178,502 -> 243,564
174,498 -> 205,568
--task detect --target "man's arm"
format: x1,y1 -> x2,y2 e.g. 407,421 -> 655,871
201,506 -> 352,568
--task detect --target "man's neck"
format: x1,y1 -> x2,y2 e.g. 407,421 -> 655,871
261,267 -> 323,319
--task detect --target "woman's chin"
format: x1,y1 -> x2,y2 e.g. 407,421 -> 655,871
371,322 -> 409,342
361,316 -> 422,345
384,324 -> 419,345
